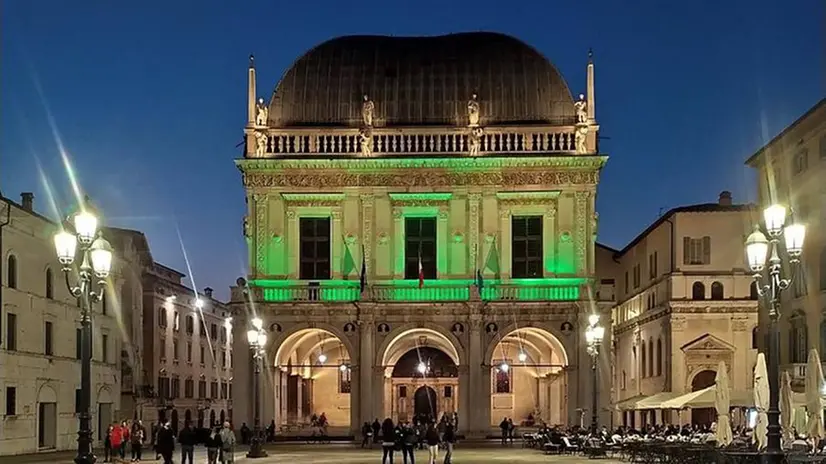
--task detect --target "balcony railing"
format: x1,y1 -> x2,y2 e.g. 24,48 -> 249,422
252,125 -> 578,157
238,279 -> 586,303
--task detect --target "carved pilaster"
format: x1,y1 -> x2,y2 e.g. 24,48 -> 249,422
468,193 -> 481,270
574,191 -> 589,275
361,194 -> 375,278
254,194 -> 269,274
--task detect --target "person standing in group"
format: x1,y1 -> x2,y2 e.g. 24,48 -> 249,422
178,421 -> 196,464
442,421 -> 456,464
205,426 -> 221,464
103,424 -> 114,463
131,419 -> 145,462
110,422 -> 124,462
425,423 -> 440,464
401,422 -> 417,464
119,421 -> 131,460
218,421 -> 236,464
156,421 -> 176,464
380,418 -> 397,464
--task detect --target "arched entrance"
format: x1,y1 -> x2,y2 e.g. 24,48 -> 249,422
272,328 -> 353,431
36,385 -> 57,449
414,386 -> 438,422
691,370 -> 716,426
487,327 -> 568,427
209,410 -> 216,427
184,409 -> 192,426
171,409 -> 179,434
378,326 -> 463,424
198,409 -> 205,428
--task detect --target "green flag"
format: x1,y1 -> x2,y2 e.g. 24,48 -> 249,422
342,237 -> 357,277
484,236 -> 500,279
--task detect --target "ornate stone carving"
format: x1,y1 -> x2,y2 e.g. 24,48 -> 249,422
545,203 -> 557,219
243,215 -> 250,238
331,210 -> 343,220
286,210 -> 297,219
574,192 -> 589,274
255,98 -> 269,126
452,231 -> 464,243
574,94 -> 587,124
575,124 -> 588,154
361,194 -> 374,269
244,170 -> 600,188
468,127 -> 483,156
392,208 -> 403,219
359,127 -> 373,157
468,193 -> 481,269
467,94 -> 480,127
438,208 -> 449,221
499,208 -> 510,219
254,131 -> 268,156
377,232 -> 389,245
592,212 -> 599,242
671,317 -> 687,331
362,95 -> 374,127
731,316 -> 750,332
253,194 -> 268,272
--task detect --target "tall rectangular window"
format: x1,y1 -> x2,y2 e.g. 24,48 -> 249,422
511,216 -> 543,278
185,315 -> 194,335
6,313 -> 16,351
199,345 -> 205,365
184,379 -> 194,398
187,342 -> 192,363
198,380 -> 206,399
5,387 -> 16,415
299,217 -> 331,280
404,217 -> 437,279
102,334 -> 108,363
210,381 -> 218,399
683,236 -> 711,265
173,340 -> 179,361
44,321 -> 53,355
339,368 -> 351,394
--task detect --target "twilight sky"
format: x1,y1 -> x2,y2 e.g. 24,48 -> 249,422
1,0 -> 823,300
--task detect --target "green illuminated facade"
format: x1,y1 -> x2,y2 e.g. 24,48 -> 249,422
231,33 -> 614,438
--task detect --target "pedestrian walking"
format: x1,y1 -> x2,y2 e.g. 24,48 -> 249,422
218,421 -> 236,464
442,422 -> 456,464
381,418 -> 396,464
206,426 -> 221,464
425,423 -> 440,464
103,424 -> 114,462
178,421 -> 196,464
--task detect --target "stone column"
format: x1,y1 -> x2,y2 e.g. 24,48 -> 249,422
544,205 -> 556,277
358,322 -> 374,425
392,208 -> 404,279
468,319 -> 487,435
467,193 -> 481,274
574,191 -> 589,275
437,207 -> 449,277
458,364 -> 470,434
361,194 -> 375,282
350,365 -> 361,436
373,366 -> 385,423
253,193 -> 269,276
286,210 -> 298,278
331,210 -> 343,279
498,208 -> 511,280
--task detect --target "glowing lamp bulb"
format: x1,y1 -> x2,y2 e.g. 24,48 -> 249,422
499,362 -> 509,372
318,354 -> 327,364
339,364 -> 348,372
417,362 -> 427,374
518,352 -> 528,362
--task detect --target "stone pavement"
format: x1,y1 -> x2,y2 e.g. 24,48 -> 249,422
0,443 -> 625,463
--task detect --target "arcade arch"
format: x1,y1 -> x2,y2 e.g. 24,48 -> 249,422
272,328 -> 353,429
488,327 -> 568,427
378,326 -> 464,424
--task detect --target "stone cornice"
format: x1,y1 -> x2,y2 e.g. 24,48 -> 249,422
612,300 -> 759,335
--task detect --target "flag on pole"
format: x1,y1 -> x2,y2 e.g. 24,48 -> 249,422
418,254 -> 424,289
474,244 -> 484,292
484,236 -> 501,279
359,245 -> 367,294
342,236 -> 357,277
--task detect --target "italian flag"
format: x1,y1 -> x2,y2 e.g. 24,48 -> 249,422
418,255 -> 424,289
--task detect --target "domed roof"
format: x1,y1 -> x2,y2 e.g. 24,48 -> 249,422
268,32 -> 576,127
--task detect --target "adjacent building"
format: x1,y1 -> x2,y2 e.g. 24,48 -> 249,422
231,32 -> 613,437
610,192 -> 759,427
745,98 -> 826,389
0,193 -> 121,455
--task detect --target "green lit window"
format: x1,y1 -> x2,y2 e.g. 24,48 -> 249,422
511,216 -> 543,278
299,218 -> 331,280
404,217 -> 437,279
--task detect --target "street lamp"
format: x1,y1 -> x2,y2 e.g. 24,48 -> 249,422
246,317 -> 268,458
746,204 -> 805,462
53,197 -> 113,464
585,314 -> 605,435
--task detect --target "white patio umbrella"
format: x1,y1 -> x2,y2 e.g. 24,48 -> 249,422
715,360 -> 733,447
780,369 -> 794,448
805,348 -> 824,442
753,353 -> 769,450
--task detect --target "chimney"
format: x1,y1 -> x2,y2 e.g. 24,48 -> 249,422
204,287 -> 213,298
718,191 -> 733,206
20,192 -> 34,211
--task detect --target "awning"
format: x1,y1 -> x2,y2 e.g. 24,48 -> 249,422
634,392 -> 685,409
614,395 -> 647,411
659,386 -> 754,409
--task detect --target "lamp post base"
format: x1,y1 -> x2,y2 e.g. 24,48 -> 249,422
760,449 -> 784,464
247,438 -> 268,458
74,451 -> 96,464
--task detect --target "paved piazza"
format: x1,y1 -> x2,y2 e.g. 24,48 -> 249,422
0,444 -> 623,463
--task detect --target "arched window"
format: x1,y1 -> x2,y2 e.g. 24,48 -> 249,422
710,281 -> 724,300
640,343 -> 647,378
692,282 -> 705,300
656,338 -> 663,376
752,327 -> 759,350
789,313 -> 808,364
647,338 -> 654,377
750,281 -> 759,300
7,255 -> 17,289
45,268 -> 53,299
820,320 -> 826,360
820,248 -> 826,291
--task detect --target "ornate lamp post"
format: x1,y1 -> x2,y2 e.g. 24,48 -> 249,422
746,204 -> 805,462
246,317 -> 268,458
585,314 -> 605,435
53,199 -> 114,464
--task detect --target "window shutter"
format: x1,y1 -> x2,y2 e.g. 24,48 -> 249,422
702,236 -> 711,264
683,237 -> 691,265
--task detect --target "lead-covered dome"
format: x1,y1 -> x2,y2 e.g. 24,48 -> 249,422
268,32 -> 576,127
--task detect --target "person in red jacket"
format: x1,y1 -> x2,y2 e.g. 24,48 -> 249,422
119,421 -> 130,460
110,423 -> 124,461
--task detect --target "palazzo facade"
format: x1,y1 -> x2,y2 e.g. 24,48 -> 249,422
230,32 -> 613,437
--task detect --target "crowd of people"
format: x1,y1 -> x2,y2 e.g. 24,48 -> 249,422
102,419 -> 237,464
360,413 -> 459,464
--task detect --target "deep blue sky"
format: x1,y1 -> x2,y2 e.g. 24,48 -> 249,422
2,0 -> 823,300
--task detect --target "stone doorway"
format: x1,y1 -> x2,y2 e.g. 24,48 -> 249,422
414,386 -> 438,422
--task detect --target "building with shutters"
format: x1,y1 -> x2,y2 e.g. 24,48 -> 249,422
229,32 -> 615,437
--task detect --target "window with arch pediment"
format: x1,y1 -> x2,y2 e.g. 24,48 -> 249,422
656,338 -> 663,376
45,268 -> 53,299
710,281 -> 724,300
7,255 -> 17,289
789,313 -> 808,364
692,282 -> 705,300
648,338 -> 654,377
641,343 -> 647,378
